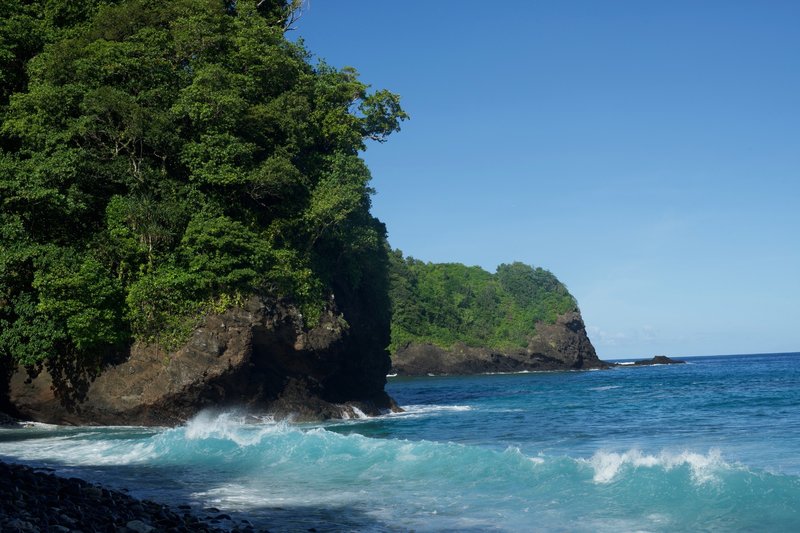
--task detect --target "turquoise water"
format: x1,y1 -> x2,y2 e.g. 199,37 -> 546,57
1,353 -> 800,531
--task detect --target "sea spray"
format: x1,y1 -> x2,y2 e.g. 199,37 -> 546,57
584,448 -> 728,484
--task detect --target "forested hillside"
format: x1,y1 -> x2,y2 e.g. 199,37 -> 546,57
0,0 -> 407,367
388,251 -> 579,353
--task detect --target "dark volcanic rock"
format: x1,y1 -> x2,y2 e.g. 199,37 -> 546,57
632,355 -> 686,366
4,296 -> 398,425
0,412 -> 18,427
0,354 -> 13,420
391,311 -> 607,376
0,460 -> 241,532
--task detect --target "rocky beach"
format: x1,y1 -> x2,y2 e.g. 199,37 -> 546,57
0,459 -> 264,533
0,417 -> 264,532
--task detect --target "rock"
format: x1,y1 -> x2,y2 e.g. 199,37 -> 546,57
4,296 -> 399,425
0,356 -> 18,425
631,355 -> 686,366
391,311 -> 608,376
0,461 -> 239,532
0,411 -> 17,427
4,518 -> 37,532
126,520 -> 155,533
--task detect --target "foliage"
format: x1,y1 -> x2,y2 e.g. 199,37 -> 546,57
0,0 -> 406,366
388,252 -> 578,353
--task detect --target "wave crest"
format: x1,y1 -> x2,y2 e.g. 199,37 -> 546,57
584,448 -> 729,484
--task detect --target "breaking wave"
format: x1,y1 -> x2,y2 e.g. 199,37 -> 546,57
2,411 -> 800,531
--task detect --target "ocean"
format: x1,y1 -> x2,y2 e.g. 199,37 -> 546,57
1,352 -> 799,531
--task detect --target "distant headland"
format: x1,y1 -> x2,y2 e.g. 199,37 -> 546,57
387,255 -> 607,376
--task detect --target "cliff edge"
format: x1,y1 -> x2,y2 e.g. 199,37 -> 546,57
4,297 -> 397,425
391,310 -> 607,375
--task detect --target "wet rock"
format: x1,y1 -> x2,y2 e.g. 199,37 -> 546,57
0,412 -> 19,427
0,460 -> 264,532
126,520 -> 155,533
632,355 -> 686,366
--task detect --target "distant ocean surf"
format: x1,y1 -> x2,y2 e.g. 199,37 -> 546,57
1,352 -> 799,531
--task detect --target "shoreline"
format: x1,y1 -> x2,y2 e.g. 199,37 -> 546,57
0,459 -> 260,533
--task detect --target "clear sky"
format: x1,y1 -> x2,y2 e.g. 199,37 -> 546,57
293,1 -> 800,358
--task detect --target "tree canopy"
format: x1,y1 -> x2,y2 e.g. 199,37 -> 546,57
388,252 -> 578,353
0,0 -> 407,366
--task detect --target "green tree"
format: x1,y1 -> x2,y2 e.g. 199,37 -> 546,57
0,0 -> 406,367
388,252 -> 578,352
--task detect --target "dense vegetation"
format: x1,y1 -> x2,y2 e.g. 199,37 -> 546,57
388,251 -> 578,352
0,0 -> 406,367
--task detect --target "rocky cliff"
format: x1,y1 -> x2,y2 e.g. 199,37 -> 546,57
391,311 -> 606,375
3,296 -> 397,425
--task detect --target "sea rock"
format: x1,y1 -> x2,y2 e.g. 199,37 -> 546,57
3,296 -> 398,425
631,355 -> 686,366
391,311 -> 607,376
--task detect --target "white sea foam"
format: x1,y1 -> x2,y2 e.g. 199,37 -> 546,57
386,404 -> 472,419
353,406 -> 370,419
589,385 -> 622,391
182,410 -> 288,446
16,421 -> 61,429
0,433 -> 158,465
584,448 -> 728,484
340,406 -> 370,420
192,481 -> 368,509
482,370 -> 537,375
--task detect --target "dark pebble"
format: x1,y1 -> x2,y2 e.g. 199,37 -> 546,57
0,460 -> 244,533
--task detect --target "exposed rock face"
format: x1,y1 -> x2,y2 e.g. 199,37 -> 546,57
0,355 -> 12,421
391,311 -> 607,375
4,297 -> 397,425
0,412 -> 17,427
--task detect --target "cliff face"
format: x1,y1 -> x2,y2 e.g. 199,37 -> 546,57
4,296 -> 397,425
391,311 -> 606,375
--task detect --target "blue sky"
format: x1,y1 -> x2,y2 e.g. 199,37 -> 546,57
294,1 -> 800,358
